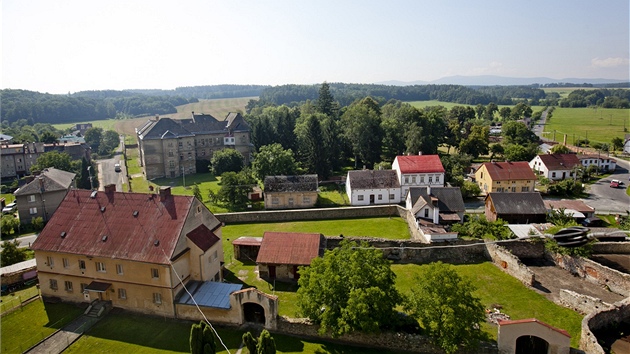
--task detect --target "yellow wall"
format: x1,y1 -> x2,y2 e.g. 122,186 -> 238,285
264,191 -> 318,210
475,165 -> 535,195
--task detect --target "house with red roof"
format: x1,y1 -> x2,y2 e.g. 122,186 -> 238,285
392,154 -> 445,197
475,161 -> 537,195
256,232 -> 325,281
529,153 -> 580,180
31,185 -> 225,318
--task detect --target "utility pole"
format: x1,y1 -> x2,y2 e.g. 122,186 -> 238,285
182,166 -> 186,187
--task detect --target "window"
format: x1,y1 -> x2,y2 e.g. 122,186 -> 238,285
271,197 -> 279,205
358,195 -> 364,201
213,250 -> 218,261
118,288 -> 127,300
151,268 -> 159,279
420,176 -> 425,183
63,258 -> 69,268
28,195 -> 36,202
47,256 -> 54,267
80,283 -> 88,293
288,197 -> 294,206
116,264 -> 123,275
96,262 -> 106,272
78,260 -> 86,270
424,208 -> 429,218
178,141 -> 183,147
378,194 -> 382,200
436,175 -> 440,183
404,176 -> 409,183
153,293 -> 162,304
64,281 -> 73,292
168,150 -> 174,157
511,187 -> 516,192
29,207 -> 38,215
411,176 -> 416,183
551,172 -> 556,178
521,186 -> 530,192
303,196 -> 311,204
169,160 -> 175,168
389,194 -> 395,200
50,279 -> 58,290
429,176 -> 433,183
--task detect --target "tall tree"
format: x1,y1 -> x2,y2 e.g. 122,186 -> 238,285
341,102 -> 382,168
298,115 -> 329,179
321,116 -> 342,172
189,321 -> 216,354
483,103 -> 498,120
211,148 -> 244,176
458,125 -> 489,158
498,107 -> 511,120
31,151 -> 73,173
217,170 -> 255,208
100,130 -> 120,155
251,143 -> 297,181
510,102 -> 533,119
1,239 -> 28,266
502,121 -> 538,146
316,82 -> 335,117
405,262 -> 485,354
297,239 -> 401,337
84,127 -> 103,151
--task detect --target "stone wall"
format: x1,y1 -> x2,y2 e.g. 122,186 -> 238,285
485,243 -> 535,286
275,317 -> 498,354
580,297 -> 630,354
591,242 -> 630,254
216,205 -> 400,224
550,254 -> 630,296
498,239 -> 546,259
558,289 -> 613,315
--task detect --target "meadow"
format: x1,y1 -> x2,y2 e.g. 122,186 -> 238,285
543,107 -> 629,146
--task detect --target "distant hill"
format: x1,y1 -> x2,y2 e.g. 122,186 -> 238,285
377,75 -> 629,86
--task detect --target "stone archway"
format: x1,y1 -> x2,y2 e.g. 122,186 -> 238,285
515,335 -> 549,354
243,302 -> 265,324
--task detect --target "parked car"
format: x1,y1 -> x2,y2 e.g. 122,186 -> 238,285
2,202 -> 17,214
114,163 -> 121,172
581,217 -> 603,227
610,180 -> 620,188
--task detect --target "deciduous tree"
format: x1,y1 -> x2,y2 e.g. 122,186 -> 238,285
211,149 -> 244,176
251,143 -> 297,181
297,240 -> 401,337
405,262 -> 485,354
1,239 -> 28,267
31,151 -> 73,173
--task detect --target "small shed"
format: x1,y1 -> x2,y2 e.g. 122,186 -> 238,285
232,237 -> 263,263
256,232 -> 325,281
485,192 -> 547,224
498,318 -> 570,354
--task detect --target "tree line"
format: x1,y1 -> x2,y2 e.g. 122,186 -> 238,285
559,89 -> 630,108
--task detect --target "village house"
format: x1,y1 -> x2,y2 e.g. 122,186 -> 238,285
135,112 -> 253,180
405,186 -> 465,225
392,154 -> 445,197
13,168 -> 76,225
31,185 -> 225,318
475,161 -> 537,195
485,192 -> 547,224
529,153 -> 580,181
256,232 -> 326,281
577,154 -> 616,172
345,169 -> 401,206
263,175 -> 318,209
624,134 -> 630,154
1,142 -> 45,179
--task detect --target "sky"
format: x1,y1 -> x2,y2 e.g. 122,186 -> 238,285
2,0 -> 629,94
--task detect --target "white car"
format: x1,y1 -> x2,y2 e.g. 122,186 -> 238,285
2,202 -> 17,214
114,163 -> 121,172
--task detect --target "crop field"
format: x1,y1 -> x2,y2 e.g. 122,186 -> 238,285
543,107 -> 629,145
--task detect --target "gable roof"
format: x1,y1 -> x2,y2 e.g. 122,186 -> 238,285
536,153 -> 580,170
138,117 -> 194,140
408,187 -> 465,214
498,318 -> 571,338
347,169 -> 400,190
486,192 -> 546,215
264,175 -> 318,193
14,168 -> 76,195
481,161 -> 536,181
256,232 -> 323,265
543,199 -> 594,214
225,112 -> 251,132
187,224 -> 220,252
31,189 -> 220,265
394,155 -> 445,174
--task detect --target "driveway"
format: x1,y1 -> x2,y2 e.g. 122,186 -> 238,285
584,158 -> 630,214
96,136 -> 126,192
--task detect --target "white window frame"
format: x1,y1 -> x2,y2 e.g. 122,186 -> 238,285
29,207 -> 38,215
118,288 -> 127,300
96,262 -> 106,273
64,281 -> 73,292
63,258 -> 69,268
357,195 -> 364,201
79,260 -> 86,270
153,293 -> 162,304
116,264 -> 124,275
151,268 -> 159,279
47,256 -> 54,267
50,279 -> 58,290
28,195 -> 36,202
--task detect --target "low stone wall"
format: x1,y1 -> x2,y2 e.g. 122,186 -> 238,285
591,242 -> 630,254
498,239 -> 546,259
485,243 -> 535,286
580,297 -> 630,354
275,317 -> 498,354
216,205 -> 400,224
550,254 -> 630,296
558,289 -> 612,315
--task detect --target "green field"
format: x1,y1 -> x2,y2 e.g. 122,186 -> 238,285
543,107 -> 629,146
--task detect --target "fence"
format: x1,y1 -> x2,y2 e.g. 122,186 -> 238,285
0,286 -> 40,315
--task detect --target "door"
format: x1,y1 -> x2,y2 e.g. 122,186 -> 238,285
268,265 -> 276,279
369,195 -> 375,204
293,265 -> 300,280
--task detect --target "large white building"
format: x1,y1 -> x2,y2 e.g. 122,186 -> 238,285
392,154 -> 445,198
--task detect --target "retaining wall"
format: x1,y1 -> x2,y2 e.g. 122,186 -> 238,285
485,243 -> 535,286
216,205 -> 400,224
580,297 -> 630,354
591,242 -> 630,254
558,289 -> 613,315
550,254 -> 630,296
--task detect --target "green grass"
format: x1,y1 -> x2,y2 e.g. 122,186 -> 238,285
0,285 -> 39,314
317,184 -> 350,206
0,300 -> 85,354
393,263 -> 583,347
53,119 -> 119,132
544,107 -> 629,146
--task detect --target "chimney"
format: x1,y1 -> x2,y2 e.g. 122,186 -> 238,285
418,151 -> 422,155
155,114 -> 159,121
159,186 -> 172,201
104,184 -> 116,194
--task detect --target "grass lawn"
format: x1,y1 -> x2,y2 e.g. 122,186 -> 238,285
393,262 -> 583,348
0,285 -> 39,314
0,300 -> 85,354
544,107 -> 629,146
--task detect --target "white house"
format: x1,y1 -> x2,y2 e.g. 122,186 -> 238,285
529,153 -> 580,180
392,154 -> 445,197
405,186 -> 465,225
578,154 -> 616,172
624,135 -> 630,154
345,169 -> 401,206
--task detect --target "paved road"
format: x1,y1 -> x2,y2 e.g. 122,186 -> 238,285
0,234 -> 38,250
584,158 -> 630,214
96,136 -> 126,192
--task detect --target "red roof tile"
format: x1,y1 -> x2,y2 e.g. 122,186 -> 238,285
256,232 -> 323,265
537,154 -> 580,170
187,224 -> 220,252
31,189 -> 217,265
483,161 -> 536,181
395,155 -> 445,174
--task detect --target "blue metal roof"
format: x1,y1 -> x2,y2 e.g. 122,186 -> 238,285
177,281 -> 243,309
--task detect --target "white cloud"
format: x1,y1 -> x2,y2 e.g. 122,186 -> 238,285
591,57 -> 629,68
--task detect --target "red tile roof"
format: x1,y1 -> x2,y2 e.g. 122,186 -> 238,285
256,232 -> 323,265
395,155 -> 445,174
31,189 -> 219,265
187,224 -> 220,252
498,318 -> 571,338
537,154 -> 580,170
482,161 -> 536,181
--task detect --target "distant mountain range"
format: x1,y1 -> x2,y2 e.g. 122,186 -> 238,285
377,75 -> 629,86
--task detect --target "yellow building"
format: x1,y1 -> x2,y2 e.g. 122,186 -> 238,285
475,161 -> 537,195
32,185 -> 224,318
